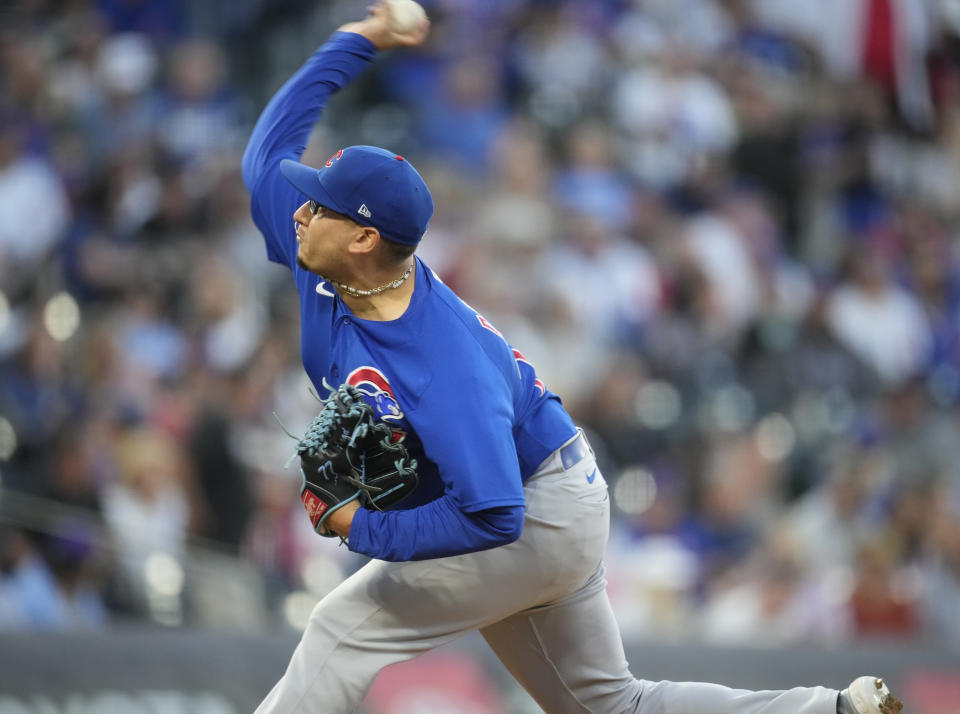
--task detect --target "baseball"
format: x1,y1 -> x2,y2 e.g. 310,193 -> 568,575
384,0 -> 427,35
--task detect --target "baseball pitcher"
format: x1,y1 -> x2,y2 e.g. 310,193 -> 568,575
241,3 -> 902,713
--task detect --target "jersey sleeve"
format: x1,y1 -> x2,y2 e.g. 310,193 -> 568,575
349,356 -> 529,561
349,498 -> 524,561
241,32 -> 377,268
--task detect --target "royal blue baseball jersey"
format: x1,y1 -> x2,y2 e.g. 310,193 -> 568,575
242,32 -> 576,561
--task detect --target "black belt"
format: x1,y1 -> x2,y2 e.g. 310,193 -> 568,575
559,431 -> 590,470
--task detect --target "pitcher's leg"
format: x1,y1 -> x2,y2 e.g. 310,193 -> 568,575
256,534 -> 579,714
481,565 -> 643,714
637,680 -> 837,714
255,559 -> 446,714
481,563 -> 839,714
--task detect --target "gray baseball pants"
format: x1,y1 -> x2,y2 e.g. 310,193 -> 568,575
255,432 -> 839,714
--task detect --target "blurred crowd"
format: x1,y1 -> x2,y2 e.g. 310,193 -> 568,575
1,0 -> 959,650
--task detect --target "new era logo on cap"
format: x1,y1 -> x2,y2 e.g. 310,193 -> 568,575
279,146 -> 434,246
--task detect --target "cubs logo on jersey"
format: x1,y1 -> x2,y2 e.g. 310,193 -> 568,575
346,366 -> 407,442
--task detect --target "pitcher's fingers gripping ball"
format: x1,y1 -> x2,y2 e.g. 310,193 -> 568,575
293,384 -> 418,537
383,0 -> 428,34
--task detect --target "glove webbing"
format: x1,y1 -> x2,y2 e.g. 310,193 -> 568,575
278,384 -> 419,544
292,385 -> 411,500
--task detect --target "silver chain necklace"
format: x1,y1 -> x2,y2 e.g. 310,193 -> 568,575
330,263 -> 414,298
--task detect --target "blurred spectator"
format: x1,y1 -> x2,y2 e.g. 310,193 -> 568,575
0,116 -> 71,297
543,211 -> 662,347
917,485 -> 960,646
187,406 -> 255,551
825,232 -> 932,385
553,119 -> 637,232
699,528 -> 848,645
42,425 -> 106,513
785,443 -> 888,573
0,526 -> 106,631
900,208 -> 960,394
684,433 -> 774,582
611,43 -> 738,188
414,53 -> 509,172
82,32 -> 159,160
847,537 -> 921,638
512,3 -> 614,128
0,318 -> 76,493
101,426 -> 193,613
113,292 -> 189,402
154,39 -> 247,165
676,207 -> 761,342
450,120 -> 555,317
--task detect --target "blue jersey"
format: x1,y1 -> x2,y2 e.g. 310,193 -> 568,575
242,32 -> 576,561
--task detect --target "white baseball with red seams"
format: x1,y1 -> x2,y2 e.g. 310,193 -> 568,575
384,0 -> 427,34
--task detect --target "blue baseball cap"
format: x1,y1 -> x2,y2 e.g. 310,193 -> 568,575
280,146 -> 434,246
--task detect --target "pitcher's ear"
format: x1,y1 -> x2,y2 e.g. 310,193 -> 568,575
347,225 -> 382,256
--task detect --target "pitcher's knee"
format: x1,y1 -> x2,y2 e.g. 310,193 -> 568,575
575,674 -> 643,713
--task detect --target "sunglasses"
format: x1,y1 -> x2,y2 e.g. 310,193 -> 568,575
308,200 -> 351,221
